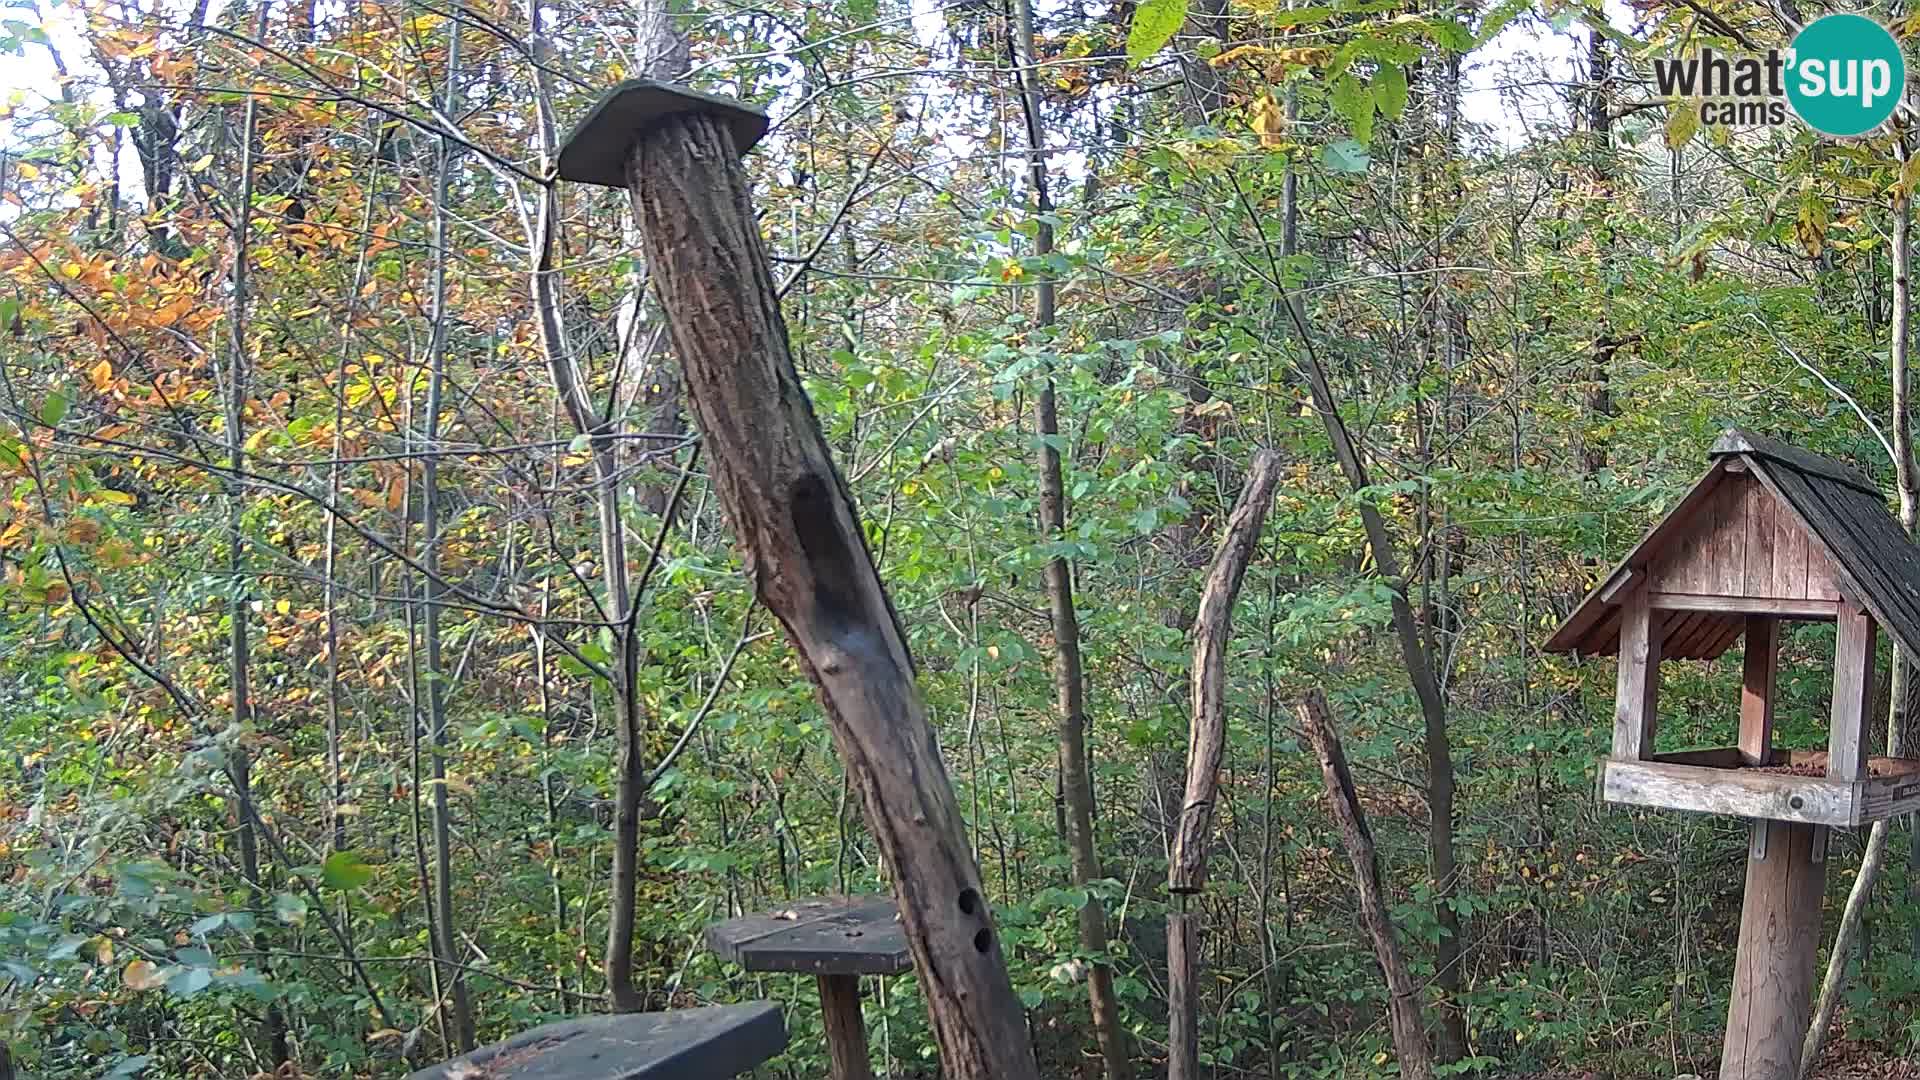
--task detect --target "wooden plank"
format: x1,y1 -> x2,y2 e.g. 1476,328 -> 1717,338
1647,594 -> 1841,618
1599,759 -> 1857,826
818,974 -> 875,1080
1599,567 -> 1640,605
708,897 -> 911,976
1718,477 -> 1749,596
408,1005 -> 789,1080
1671,612 -> 1729,659
1828,605 -> 1877,782
1741,616 -> 1779,766
1650,747 -> 1747,768
1807,542 -> 1843,601
1746,484 -> 1777,596
1774,490 -> 1807,599
1857,760 -> 1920,821
1612,586 -> 1662,759
1720,820 -> 1827,1080
1701,618 -> 1752,661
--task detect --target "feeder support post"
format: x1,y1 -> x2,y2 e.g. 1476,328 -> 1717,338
556,82 -> 1040,1080
1722,818 -> 1826,1080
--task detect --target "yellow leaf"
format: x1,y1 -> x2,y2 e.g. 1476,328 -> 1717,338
188,154 -> 213,173
1664,101 -> 1698,151
91,490 -> 135,506
90,359 -> 113,390
14,161 -> 39,180
124,959 -> 165,991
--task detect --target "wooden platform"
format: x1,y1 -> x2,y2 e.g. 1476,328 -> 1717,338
407,1004 -> 786,1080
706,895 -> 910,976
1600,748 -> 1920,827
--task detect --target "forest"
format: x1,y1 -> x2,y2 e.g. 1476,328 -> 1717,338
10,0 -> 1920,1077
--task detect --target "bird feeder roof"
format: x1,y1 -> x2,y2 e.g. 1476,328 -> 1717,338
1545,429 -> 1920,661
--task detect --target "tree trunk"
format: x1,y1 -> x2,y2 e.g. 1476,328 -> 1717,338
1010,0 -> 1129,1074
418,11 -> 475,1050
1170,448 -> 1282,891
1296,692 -> 1435,1080
624,109 -> 1039,1080
1167,449 -> 1280,1080
222,8 -> 288,1063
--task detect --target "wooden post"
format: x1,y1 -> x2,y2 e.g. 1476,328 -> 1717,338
1167,912 -> 1201,1080
1165,452 -> 1279,1080
1297,692 -> 1435,1080
1170,449 -> 1282,893
1828,604 -> 1876,781
818,974 -> 874,1080
1613,584 -> 1663,760
558,83 -> 1040,1080
1740,616 -> 1778,766
1721,819 -> 1827,1080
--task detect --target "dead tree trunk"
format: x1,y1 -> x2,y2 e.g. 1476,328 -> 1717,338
1296,691 -> 1435,1080
618,106 -> 1039,1080
1167,450 -> 1281,1079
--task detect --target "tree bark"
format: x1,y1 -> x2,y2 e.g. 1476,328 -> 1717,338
625,110 -> 1039,1080
1296,692 -> 1435,1080
1170,448 -> 1282,892
1165,449 -> 1280,1080
1010,0 -> 1129,1074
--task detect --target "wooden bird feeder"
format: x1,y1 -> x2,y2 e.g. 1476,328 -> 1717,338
1547,428 -> 1920,1080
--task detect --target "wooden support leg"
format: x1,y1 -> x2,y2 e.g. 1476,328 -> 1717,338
1828,606 -> 1877,781
1740,616 -> 1778,766
1613,585 -> 1663,760
818,974 -> 874,1080
1167,912 -> 1200,1080
1721,819 -> 1827,1080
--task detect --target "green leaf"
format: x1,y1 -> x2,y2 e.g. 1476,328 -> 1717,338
1374,65 -> 1409,121
320,851 -> 373,891
168,965 -> 212,998
1322,139 -> 1371,173
103,1056 -> 152,1079
40,391 -> 67,427
1127,0 -> 1188,63
189,913 -> 228,937
1330,73 -> 1370,130
105,111 -> 140,127
273,893 -> 308,926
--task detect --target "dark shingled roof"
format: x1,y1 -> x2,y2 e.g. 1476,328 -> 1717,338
1544,429 -> 1920,662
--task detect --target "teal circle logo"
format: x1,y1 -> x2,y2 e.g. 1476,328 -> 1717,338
1786,13 -> 1905,137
